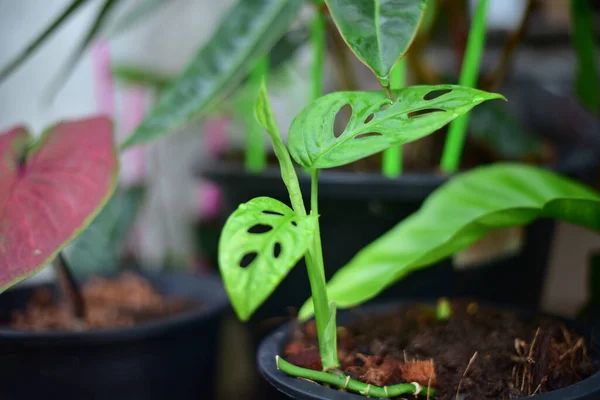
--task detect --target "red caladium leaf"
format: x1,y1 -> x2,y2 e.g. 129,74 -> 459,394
0,116 -> 119,293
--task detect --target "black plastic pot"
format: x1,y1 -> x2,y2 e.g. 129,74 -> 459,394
204,150 -> 597,331
258,302 -> 600,400
0,272 -> 229,400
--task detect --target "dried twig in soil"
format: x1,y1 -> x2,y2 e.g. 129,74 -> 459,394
456,351 -> 478,400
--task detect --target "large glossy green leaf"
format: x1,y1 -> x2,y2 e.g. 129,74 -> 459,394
121,0 -> 302,149
299,163 -> 600,319
325,0 -> 427,87
288,85 -> 504,169
219,196 -> 317,320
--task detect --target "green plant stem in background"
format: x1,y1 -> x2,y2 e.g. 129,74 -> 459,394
276,357 -> 434,398
245,56 -> 270,173
436,297 -> 451,321
440,0 -> 489,173
310,8 -> 327,102
382,60 -> 406,178
570,0 -> 600,113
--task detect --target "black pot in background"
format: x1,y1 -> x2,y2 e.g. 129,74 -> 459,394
258,302 -> 600,400
0,272 -> 229,400
205,149 -> 597,338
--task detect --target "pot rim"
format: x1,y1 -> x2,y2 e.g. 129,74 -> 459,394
0,271 -> 229,344
258,301 -> 600,400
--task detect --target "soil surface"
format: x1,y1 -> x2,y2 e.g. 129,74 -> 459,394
8,273 -> 194,331
284,301 -> 596,400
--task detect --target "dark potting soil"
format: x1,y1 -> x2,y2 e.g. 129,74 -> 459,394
284,301 -> 595,400
8,273 -> 195,331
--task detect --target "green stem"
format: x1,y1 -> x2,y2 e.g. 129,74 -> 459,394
440,0 -> 489,173
245,56 -> 269,173
308,168 -> 339,370
276,357 -> 434,398
382,60 -> 406,178
310,8 -> 326,102
570,0 -> 599,113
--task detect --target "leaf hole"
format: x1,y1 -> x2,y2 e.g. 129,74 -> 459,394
423,89 -> 452,101
291,220 -> 298,227
354,132 -> 383,139
364,113 -> 374,124
379,103 -> 390,111
273,242 -> 282,259
239,252 -> 258,269
248,224 -> 273,234
333,104 -> 353,138
407,108 -> 446,118
263,210 -> 284,216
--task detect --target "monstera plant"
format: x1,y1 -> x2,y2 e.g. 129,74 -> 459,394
0,116 -> 118,310
216,0 -> 600,397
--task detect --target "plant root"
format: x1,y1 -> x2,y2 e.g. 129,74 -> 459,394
276,356 -> 435,398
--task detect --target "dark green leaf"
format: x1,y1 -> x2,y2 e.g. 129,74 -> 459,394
219,196 -> 317,320
64,186 -> 145,277
46,0 -> 120,100
121,0 -> 302,149
570,0 -> 600,113
299,163 -> 600,319
325,0 -> 427,87
0,0 -> 90,83
288,85 -> 504,169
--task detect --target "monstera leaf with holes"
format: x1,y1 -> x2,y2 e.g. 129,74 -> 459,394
288,85 -> 504,169
325,0 -> 427,88
0,117 -> 119,293
219,197 -> 318,320
299,163 -> 600,319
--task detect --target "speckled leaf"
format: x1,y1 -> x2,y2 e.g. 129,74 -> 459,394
288,85 -> 504,169
122,0 -> 302,148
299,163 -> 600,319
325,0 -> 427,87
0,117 -> 119,292
219,197 -> 317,320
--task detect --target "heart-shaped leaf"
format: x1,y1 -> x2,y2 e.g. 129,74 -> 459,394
325,0 -> 427,87
288,85 -> 504,169
219,196 -> 317,320
121,0 -> 303,149
0,117 -> 119,293
299,163 -> 600,319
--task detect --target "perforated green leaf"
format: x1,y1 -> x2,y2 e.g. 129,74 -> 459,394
288,85 -> 504,169
325,0 -> 427,87
219,196 -> 317,320
299,163 -> 600,319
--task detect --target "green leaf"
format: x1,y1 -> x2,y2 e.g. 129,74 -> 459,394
288,85 -> 504,169
111,64 -> 174,90
0,0 -> 90,83
121,0 -> 302,149
219,196 -> 317,320
64,186 -> 145,277
325,0 -> 427,87
299,163 -> 600,319
570,0 -> 600,113
46,0 -> 121,100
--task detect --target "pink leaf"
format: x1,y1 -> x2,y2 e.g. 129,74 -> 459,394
0,116 -> 119,292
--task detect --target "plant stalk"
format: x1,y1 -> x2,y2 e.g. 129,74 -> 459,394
276,356 -> 434,398
308,168 -> 340,370
440,0 -> 489,173
310,8 -> 326,102
245,56 -> 269,173
52,252 -> 86,319
382,60 -> 406,177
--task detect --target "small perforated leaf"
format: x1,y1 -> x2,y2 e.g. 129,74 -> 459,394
219,196 -> 317,320
288,85 -> 504,169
